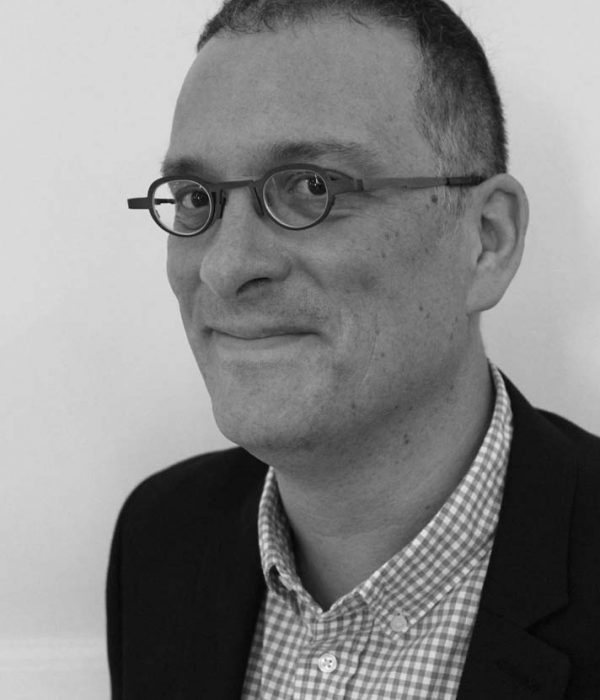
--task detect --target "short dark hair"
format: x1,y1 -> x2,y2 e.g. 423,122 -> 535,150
196,0 -> 507,207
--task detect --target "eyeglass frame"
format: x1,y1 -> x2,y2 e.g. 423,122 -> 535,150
127,162 -> 487,237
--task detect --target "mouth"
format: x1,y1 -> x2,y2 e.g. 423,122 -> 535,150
208,327 -> 315,352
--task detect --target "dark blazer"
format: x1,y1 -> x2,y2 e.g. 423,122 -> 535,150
107,378 -> 600,699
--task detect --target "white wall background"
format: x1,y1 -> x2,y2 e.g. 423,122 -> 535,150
1,1 -> 599,697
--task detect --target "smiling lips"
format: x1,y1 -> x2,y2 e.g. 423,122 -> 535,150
208,326 -> 314,352
211,326 -> 311,340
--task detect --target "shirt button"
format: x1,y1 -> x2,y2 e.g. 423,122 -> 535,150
390,612 -> 410,633
317,652 -> 338,674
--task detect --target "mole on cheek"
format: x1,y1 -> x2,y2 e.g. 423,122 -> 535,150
430,194 -> 439,204
358,271 -> 378,292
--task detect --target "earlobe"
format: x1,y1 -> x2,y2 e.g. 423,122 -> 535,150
466,174 -> 529,314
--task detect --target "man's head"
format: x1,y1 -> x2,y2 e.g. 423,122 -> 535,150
165,0 -> 528,461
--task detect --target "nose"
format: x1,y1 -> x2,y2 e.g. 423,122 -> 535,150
198,188 -> 292,299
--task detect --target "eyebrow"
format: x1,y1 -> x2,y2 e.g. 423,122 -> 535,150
160,139 -> 385,178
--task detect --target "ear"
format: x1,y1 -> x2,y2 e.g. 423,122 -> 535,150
465,173 -> 529,314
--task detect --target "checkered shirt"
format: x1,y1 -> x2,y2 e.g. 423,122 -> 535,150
241,365 -> 513,699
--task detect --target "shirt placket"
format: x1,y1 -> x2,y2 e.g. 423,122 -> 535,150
292,596 -> 369,699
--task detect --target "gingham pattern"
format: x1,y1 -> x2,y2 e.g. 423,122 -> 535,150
242,365 -> 512,699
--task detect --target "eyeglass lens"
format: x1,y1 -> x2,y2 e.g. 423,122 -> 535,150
152,179 -> 213,236
263,169 -> 329,229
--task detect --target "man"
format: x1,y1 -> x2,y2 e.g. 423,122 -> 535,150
109,0 -> 600,697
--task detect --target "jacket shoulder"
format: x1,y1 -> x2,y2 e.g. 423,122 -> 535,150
536,407 -> 600,537
117,447 -> 269,532
505,375 -> 600,479
538,408 -> 600,454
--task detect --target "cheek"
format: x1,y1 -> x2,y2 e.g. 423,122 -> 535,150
324,260 -> 395,383
166,239 -> 183,288
350,221 -> 467,353
166,239 -> 199,304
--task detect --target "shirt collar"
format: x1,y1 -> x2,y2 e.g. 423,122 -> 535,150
256,363 -> 513,633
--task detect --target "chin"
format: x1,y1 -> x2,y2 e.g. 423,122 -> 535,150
216,417 -> 314,461
210,393 -> 324,459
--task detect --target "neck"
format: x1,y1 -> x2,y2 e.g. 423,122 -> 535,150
270,346 -> 495,610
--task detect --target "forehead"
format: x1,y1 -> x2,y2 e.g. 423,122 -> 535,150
168,19 -> 433,175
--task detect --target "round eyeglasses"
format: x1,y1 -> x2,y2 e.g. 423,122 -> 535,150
127,163 -> 485,237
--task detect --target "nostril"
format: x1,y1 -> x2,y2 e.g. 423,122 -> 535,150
237,277 -> 271,296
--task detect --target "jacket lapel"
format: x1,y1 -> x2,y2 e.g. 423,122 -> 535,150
457,378 -> 577,699
458,608 -> 571,699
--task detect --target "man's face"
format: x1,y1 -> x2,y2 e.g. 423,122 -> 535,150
166,19 -> 474,456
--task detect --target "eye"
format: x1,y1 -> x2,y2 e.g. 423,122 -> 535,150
177,187 -> 210,209
285,173 -> 328,197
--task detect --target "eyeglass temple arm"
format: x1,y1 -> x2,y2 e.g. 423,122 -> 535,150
354,175 -> 486,191
128,197 -> 149,209
128,197 -> 175,209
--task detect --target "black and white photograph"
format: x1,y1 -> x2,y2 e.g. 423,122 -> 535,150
2,1 -> 600,698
